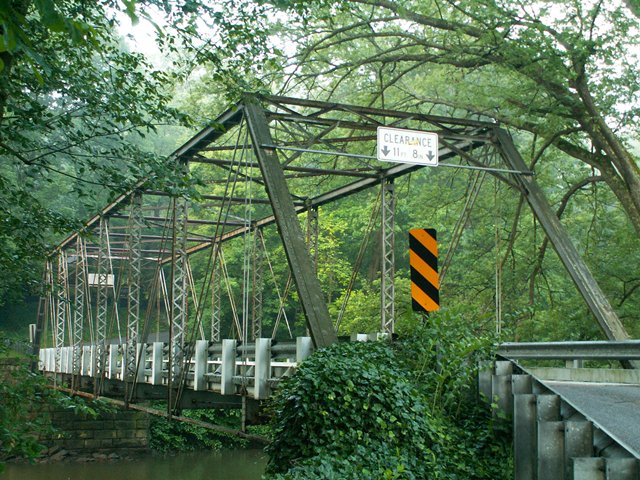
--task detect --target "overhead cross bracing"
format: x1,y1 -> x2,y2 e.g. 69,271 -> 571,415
34,94 -> 632,410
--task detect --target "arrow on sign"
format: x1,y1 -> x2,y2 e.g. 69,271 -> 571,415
381,146 -> 390,156
426,151 -> 435,161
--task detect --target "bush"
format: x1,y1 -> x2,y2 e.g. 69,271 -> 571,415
264,309 -> 512,479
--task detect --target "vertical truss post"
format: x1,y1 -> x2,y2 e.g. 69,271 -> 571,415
381,179 -> 396,335
244,97 -> 337,348
31,261 -> 51,370
95,217 -> 110,382
171,196 -> 188,385
55,252 -> 68,373
211,244 -> 221,342
494,128 -> 630,341
73,237 -> 86,377
252,228 -> 264,340
126,192 -> 143,382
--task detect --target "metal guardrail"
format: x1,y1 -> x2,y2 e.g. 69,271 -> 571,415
498,340 -> 640,360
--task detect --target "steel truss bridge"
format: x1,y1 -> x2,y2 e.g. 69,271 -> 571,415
34,95 -> 632,415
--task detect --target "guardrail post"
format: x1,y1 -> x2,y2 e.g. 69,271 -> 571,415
296,337 -> 313,363
38,349 -> 45,370
573,458 -> 605,480
82,346 -> 90,375
566,359 -> 584,368
478,363 -> 493,404
90,345 -> 96,376
537,394 -> 561,421
108,344 -> 118,379
512,374 -> 533,394
151,342 -> 163,385
538,421 -> 565,479
514,394 -> 536,480
66,347 -> 73,373
136,343 -> 145,383
61,347 -> 69,374
492,361 -> 513,418
565,422 -> 594,479
606,458 -> 639,480
254,338 -> 271,400
194,340 -> 208,391
221,339 -> 237,396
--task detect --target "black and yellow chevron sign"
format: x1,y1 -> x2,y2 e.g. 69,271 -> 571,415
409,228 -> 440,313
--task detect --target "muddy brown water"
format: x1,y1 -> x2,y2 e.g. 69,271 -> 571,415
2,449 -> 267,480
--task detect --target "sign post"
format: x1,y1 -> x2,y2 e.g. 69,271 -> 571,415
377,126 -> 439,165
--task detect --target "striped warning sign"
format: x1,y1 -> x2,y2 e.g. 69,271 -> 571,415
409,228 -> 439,313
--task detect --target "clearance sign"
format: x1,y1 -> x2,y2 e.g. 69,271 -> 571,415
377,126 -> 438,166
409,228 -> 440,313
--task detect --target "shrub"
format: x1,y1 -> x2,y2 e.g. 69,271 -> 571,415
264,309 -> 512,479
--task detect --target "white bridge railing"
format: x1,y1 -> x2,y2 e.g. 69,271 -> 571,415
39,337 -> 313,400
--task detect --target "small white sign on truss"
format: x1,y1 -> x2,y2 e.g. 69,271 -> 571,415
88,273 -> 115,288
377,126 -> 439,166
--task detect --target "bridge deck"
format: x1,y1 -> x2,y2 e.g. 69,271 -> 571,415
543,380 -> 640,458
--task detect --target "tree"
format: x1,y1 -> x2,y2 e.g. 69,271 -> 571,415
265,0 -> 640,237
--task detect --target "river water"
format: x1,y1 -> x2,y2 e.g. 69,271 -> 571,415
2,449 -> 267,480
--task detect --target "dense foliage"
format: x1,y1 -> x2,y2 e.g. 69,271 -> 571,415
149,408 -> 254,452
265,309 -> 511,479
0,338 -> 107,471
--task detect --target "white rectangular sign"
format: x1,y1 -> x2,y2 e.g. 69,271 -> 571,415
88,273 -> 115,287
377,126 -> 438,166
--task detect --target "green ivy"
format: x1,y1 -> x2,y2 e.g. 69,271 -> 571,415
264,309 -> 512,479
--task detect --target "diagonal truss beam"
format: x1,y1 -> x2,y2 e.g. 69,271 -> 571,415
244,96 -> 337,348
494,128 -> 629,341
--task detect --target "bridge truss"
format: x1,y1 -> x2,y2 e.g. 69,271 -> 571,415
33,95 -> 631,409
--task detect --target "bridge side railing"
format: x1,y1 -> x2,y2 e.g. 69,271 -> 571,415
497,340 -> 640,384
39,337 -> 314,400
489,341 -> 640,479
498,340 -> 640,360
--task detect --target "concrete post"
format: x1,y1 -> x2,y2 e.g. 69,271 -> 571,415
90,345 -> 96,377
537,394 -> 561,421
478,364 -> 493,404
38,348 -> 45,370
538,421 -> 565,479
514,394 -> 537,480
136,343 -> 145,383
296,336 -> 313,363
62,347 -> 69,373
82,346 -> 90,375
495,360 -> 513,375
573,458 -> 605,480
565,421 -> 594,479
492,373 -> 513,418
512,374 -> 533,395
221,339 -> 237,396
67,347 -> 73,373
254,338 -> 271,400
108,344 -> 118,379
194,340 -> 208,391
606,458 -> 639,480
151,342 -> 163,385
